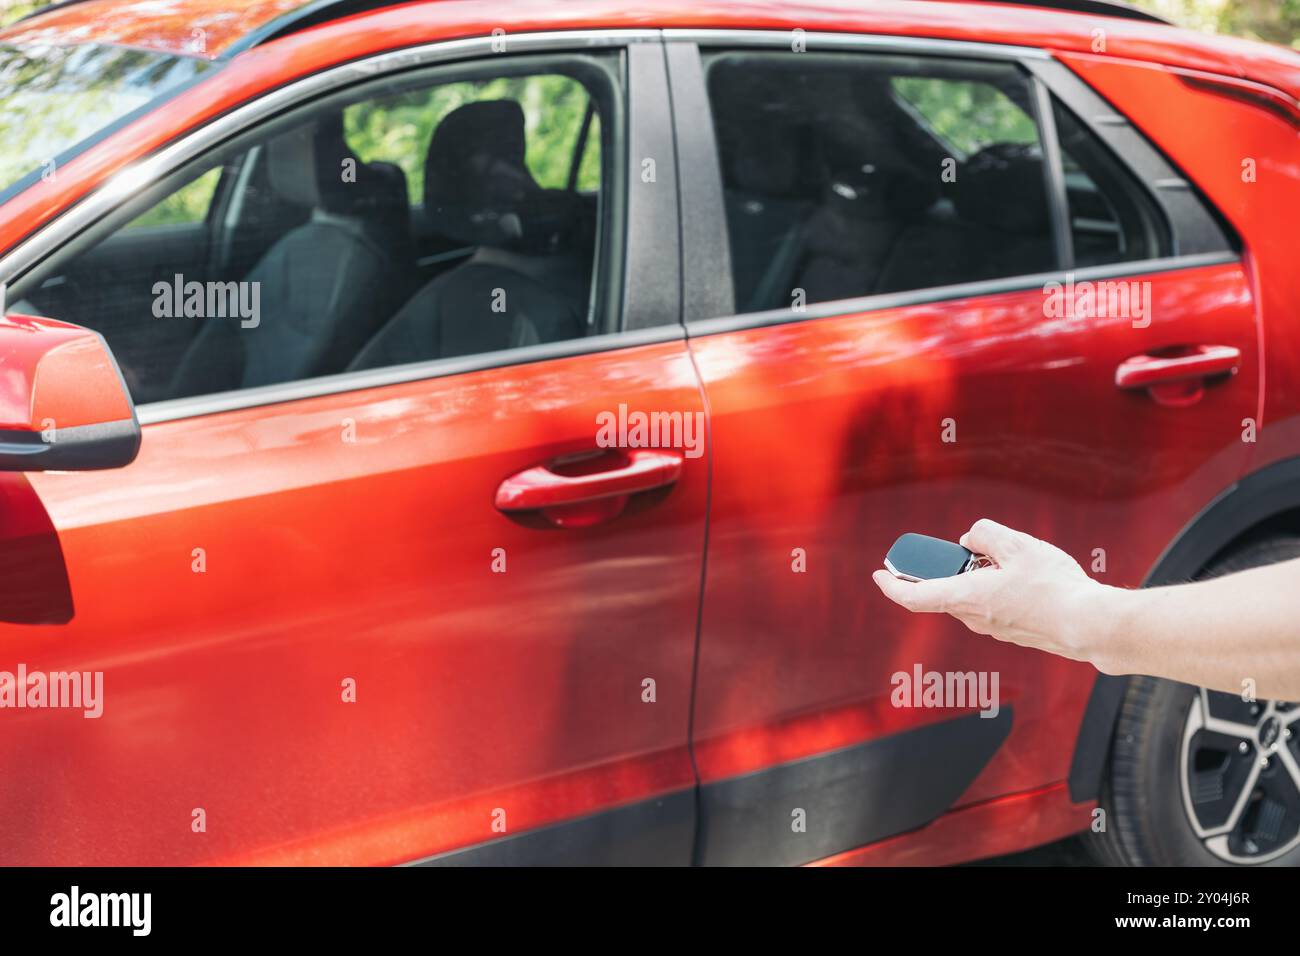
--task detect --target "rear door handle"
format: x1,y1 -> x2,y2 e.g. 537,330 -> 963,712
1115,344 -> 1241,389
495,448 -> 683,527
1115,344 -> 1241,407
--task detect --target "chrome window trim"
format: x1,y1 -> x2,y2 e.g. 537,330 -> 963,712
683,250 -> 1240,339
138,323 -> 685,425
660,27 -> 1051,61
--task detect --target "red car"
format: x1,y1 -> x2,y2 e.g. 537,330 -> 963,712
0,0 -> 1296,867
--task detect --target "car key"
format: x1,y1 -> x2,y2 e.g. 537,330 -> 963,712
883,532 -> 989,582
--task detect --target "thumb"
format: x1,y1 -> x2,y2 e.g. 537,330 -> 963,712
959,518 -> 1032,566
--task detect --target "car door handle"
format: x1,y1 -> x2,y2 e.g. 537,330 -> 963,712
1115,345 -> 1241,408
495,448 -> 683,527
1115,345 -> 1241,390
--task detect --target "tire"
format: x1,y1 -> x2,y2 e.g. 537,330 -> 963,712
1087,535 -> 1300,866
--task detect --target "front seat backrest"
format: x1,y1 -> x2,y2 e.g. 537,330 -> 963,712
170,115 -> 410,399
350,100 -> 587,371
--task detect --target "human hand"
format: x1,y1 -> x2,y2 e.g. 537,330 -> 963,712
872,518 -> 1114,666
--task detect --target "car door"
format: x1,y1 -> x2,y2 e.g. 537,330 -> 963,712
0,38 -> 708,865
664,33 -> 1259,866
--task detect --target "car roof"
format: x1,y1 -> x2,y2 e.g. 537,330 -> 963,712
0,0 -> 1295,92
0,0 -> 1191,61
0,0 -> 303,59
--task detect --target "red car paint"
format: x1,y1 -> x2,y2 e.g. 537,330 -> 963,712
0,314 -> 133,431
0,0 -> 1295,865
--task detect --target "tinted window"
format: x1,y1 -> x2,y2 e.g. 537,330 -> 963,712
706,52 -> 1058,315
15,59 -> 617,404
1052,99 -> 1168,266
344,75 -> 602,204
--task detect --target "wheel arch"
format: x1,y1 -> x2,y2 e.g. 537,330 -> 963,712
1067,454 -> 1300,802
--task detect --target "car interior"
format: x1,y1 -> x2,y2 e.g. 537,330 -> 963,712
707,54 -> 1163,315
11,55 -> 1162,404
15,72 -> 604,404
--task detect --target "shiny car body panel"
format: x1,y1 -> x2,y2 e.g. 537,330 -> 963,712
0,0 -> 1295,865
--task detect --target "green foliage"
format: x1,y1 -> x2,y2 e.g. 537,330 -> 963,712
0,43 -> 211,192
126,166 -> 221,228
1132,0 -> 1300,49
343,74 -> 600,205
125,73 -> 602,229
0,1 -> 47,26
892,77 -> 1038,155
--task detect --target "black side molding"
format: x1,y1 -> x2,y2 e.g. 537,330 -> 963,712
409,709 -> 1012,866
697,709 -> 1013,866
410,789 -> 696,867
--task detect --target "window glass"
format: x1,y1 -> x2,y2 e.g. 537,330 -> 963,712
15,59 -> 616,405
705,52 -> 1058,315
1052,99 -> 1168,266
126,167 -> 222,229
343,75 -> 601,204
891,76 -> 1038,156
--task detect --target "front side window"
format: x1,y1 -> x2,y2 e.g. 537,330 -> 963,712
13,55 -> 620,405
343,75 -> 602,203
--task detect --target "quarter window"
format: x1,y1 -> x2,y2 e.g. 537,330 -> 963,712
1052,98 -> 1168,266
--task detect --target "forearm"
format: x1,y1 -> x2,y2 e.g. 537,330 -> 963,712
1084,558 -> 1300,700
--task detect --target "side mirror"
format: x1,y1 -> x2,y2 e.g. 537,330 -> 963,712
0,313 -> 140,471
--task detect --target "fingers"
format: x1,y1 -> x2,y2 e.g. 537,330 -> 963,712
872,568 -> 969,613
959,518 -> 1032,565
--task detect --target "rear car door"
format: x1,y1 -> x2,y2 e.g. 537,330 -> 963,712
665,32 -> 1258,866
0,36 -> 707,865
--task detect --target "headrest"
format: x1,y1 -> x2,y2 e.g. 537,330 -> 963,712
953,143 -> 1051,236
818,161 -> 940,223
423,100 -> 579,251
266,114 -> 366,216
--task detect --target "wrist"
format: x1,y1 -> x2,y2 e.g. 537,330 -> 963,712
1061,578 -> 1134,673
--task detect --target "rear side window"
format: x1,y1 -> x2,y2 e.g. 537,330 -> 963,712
705,51 -> 1171,317
705,52 -> 1058,314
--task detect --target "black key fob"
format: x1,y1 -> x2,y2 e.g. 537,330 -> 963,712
884,533 -> 979,582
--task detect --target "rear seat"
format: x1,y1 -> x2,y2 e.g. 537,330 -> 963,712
719,121 -> 818,313
874,142 -> 1056,293
793,162 -> 941,304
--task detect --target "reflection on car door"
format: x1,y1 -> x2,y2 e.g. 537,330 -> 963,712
668,37 -> 1257,866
